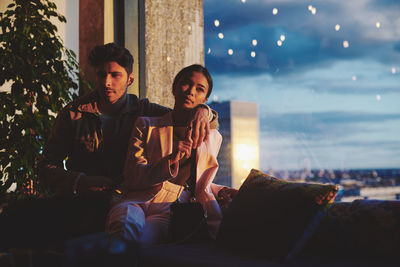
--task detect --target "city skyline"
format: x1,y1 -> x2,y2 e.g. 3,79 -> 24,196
204,0 -> 400,170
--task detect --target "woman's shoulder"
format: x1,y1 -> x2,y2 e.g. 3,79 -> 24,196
208,129 -> 222,142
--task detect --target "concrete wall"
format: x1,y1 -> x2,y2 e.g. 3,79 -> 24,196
144,0 -> 204,108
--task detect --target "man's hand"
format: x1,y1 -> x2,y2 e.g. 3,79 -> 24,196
77,175 -> 116,196
188,107 -> 210,149
218,187 -> 239,208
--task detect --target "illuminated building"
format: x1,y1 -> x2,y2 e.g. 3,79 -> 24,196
209,101 -> 260,189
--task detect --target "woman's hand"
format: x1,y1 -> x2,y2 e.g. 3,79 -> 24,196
170,139 -> 193,164
218,187 -> 239,208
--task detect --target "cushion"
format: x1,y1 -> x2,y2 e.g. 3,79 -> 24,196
216,169 -> 338,261
305,199 -> 400,259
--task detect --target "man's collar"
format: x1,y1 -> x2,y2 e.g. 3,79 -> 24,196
76,91 -> 140,115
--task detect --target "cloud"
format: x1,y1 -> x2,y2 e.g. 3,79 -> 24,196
260,111 -> 400,139
204,0 -> 400,76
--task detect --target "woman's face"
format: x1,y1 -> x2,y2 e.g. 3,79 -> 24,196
173,71 -> 209,110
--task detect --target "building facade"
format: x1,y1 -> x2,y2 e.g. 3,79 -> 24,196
210,101 -> 260,189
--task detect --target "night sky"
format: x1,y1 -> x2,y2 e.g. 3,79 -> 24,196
204,0 -> 400,170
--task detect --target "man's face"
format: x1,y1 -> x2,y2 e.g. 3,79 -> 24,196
95,61 -> 133,104
173,71 -> 209,110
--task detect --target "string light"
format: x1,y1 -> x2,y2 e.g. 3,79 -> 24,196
252,39 -> 258,46
228,49 -> 234,55
277,40 -> 282,46
251,51 -> 256,58
335,24 -> 340,31
218,33 -> 224,39
280,35 -> 285,41
214,20 -> 220,27
308,5 -> 316,15
272,8 -> 278,15
311,7 -> 316,15
343,40 -> 349,48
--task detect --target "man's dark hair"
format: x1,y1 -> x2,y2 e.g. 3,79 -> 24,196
88,43 -> 134,74
172,64 -> 213,98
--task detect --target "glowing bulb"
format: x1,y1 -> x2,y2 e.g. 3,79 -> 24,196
252,39 -> 258,46
214,20 -> 220,27
343,40 -> 349,48
166,56 -> 171,62
241,0 -> 246,3
335,24 -> 340,31
207,48 -> 211,54
376,94 -> 381,101
272,8 -> 278,15
277,40 -> 282,46
308,5 -> 313,11
376,22 -> 381,28
228,49 -> 233,55
280,35 -> 285,41
250,51 -> 256,58
311,7 -> 316,15
218,33 -> 224,39
188,25 -> 192,31
392,67 -> 397,74
352,75 -> 357,81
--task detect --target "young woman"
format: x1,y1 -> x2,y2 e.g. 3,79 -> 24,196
107,64 -> 237,245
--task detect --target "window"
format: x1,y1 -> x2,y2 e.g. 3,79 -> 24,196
205,0 -> 400,197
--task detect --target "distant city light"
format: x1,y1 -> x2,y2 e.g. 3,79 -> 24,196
272,8 -> 278,15
207,48 -> 211,54
218,33 -> 224,39
392,67 -> 397,74
214,20 -> 220,27
251,51 -> 256,58
280,35 -> 286,41
376,94 -> 381,101
228,49 -> 233,55
376,21 -> 381,28
213,95 -> 218,102
343,40 -> 349,48
252,39 -> 258,46
335,24 -> 341,31
277,40 -> 282,46
352,75 -> 357,81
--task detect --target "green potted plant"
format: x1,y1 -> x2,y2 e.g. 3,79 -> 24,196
0,0 -> 80,201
